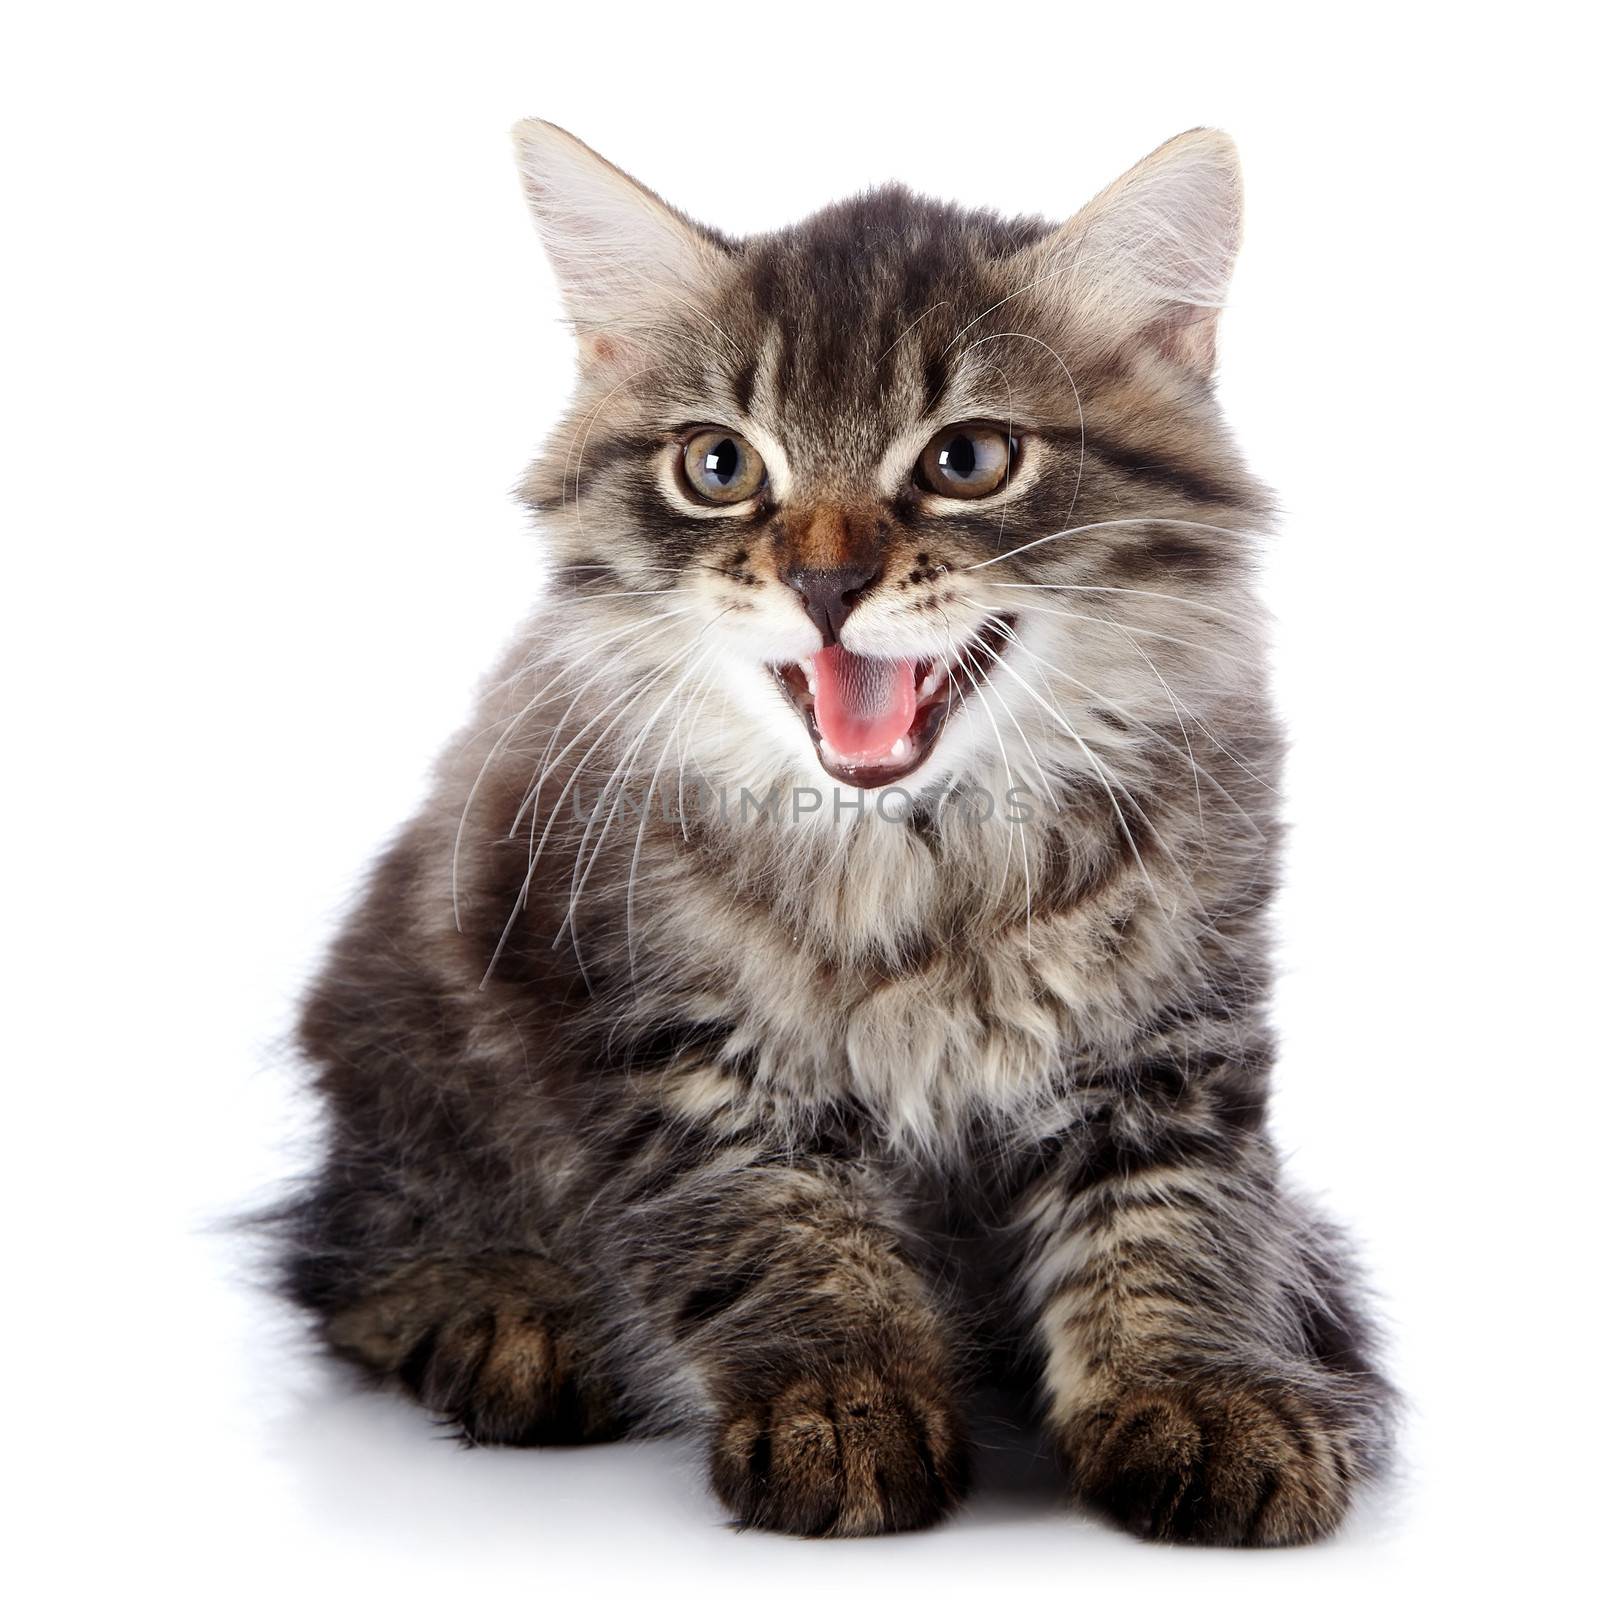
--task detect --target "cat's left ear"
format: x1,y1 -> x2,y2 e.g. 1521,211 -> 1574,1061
511,119 -> 731,366
1028,129 -> 1242,375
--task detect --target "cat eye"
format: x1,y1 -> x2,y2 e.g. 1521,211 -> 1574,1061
680,429 -> 767,506
918,423 -> 1017,500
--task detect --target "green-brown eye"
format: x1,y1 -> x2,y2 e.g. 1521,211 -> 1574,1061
680,429 -> 766,505
918,423 -> 1017,500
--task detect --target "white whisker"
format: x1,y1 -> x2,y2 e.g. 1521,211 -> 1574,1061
961,515 -> 1262,573
451,606 -> 692,929
953,330 -> 1088,535
999,597 -> 1256,670
969,633 -> 1171,920
982,579 -> 1257,629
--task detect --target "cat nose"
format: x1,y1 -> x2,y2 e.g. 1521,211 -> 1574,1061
783,560 -> 883,647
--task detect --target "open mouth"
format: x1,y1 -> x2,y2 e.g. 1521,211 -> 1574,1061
770,615 -> 1016,788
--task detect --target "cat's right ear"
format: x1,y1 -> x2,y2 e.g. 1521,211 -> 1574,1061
1026,129 -> 1243,376
511,120 -> 729,367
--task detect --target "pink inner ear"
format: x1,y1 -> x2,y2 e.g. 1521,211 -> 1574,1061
1150,304 -> 1220,375
582,332 -> 640,368
577,330 -> 644,373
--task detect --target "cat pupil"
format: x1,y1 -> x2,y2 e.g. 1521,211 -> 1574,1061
942,434 -> 977,478
707,439 -> 738,484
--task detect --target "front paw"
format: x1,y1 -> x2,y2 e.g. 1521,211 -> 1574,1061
1063,1379 -> 1355,1546
710,1366 -> 968,1536
324,1257 -> 622,1446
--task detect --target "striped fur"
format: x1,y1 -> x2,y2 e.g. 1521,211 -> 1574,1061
271,124 -> 1394,1542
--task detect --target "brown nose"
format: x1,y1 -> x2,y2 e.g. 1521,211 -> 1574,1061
783,560 -> 883,647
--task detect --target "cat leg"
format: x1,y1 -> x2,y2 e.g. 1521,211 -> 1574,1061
320,1249 -> 625,1446
1014,1078 -> 1392,1545
583,1129 -> 969,1536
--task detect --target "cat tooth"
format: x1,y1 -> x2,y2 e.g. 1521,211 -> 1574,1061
818,737 -> 841,763
801,659 -> 817,694
918,663 -> 947,703
890,737 -> 910,761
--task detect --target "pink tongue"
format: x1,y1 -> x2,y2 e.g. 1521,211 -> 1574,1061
812,646 -> 917,763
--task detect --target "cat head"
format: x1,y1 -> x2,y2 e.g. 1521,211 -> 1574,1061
511,121 -> 1267,818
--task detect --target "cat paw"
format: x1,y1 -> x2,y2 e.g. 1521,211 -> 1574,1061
709,1367 -> 968,1536
324,1255 -> 622,1446
1063,1380 -> 1355,1546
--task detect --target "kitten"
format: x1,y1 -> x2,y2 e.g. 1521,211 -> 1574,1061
274,120 -> 1394,1543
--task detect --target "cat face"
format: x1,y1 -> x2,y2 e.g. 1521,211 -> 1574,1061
514,124 -> 1267,813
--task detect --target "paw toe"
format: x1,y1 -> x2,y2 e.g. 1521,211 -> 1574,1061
712,1369 -> 966,1537
325,1261 -> 622,1446
1066,1381 -> 1352,1547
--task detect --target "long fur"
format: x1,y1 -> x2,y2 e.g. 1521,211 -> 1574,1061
266,123 -> 1395,1543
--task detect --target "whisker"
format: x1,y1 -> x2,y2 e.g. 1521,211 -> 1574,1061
1110,622 -> 1206,840
570,374 -> 636,535
965,673 -> 1034,949
938,249 -> 1100,358
509,623 -> 697,838
960,516 -> 1263,574
622,647 -> 721,978
673,668 -> 722,841
451,606 -> 692,929
478,620 -> 720,986
969,634 -> 1172,920
562,374 -> 633,512
971,650 -> 1060,814
998,598 -> 1257,670
507,613 -> 701,818
998,624 -> 1265,843
562,654 -> 699,933
953,330 -> 1087,535
550,612 -> 735,960
987,620 -> 1251,927
874,299 -> 950,369
988,600 -> 1278,796
982,580 -> 1257,629
940,645 -> 1008,922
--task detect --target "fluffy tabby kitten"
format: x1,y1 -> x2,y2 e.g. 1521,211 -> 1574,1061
274,120 -> 1394,1543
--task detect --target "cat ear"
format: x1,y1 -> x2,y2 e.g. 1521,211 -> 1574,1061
510,119 -> 730,364
1031,129 -> 1242,375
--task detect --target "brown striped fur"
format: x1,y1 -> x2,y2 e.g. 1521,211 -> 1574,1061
268,122 -> 1394,1542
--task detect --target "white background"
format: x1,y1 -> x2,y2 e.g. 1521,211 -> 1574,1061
5,3 -> 1595,1594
